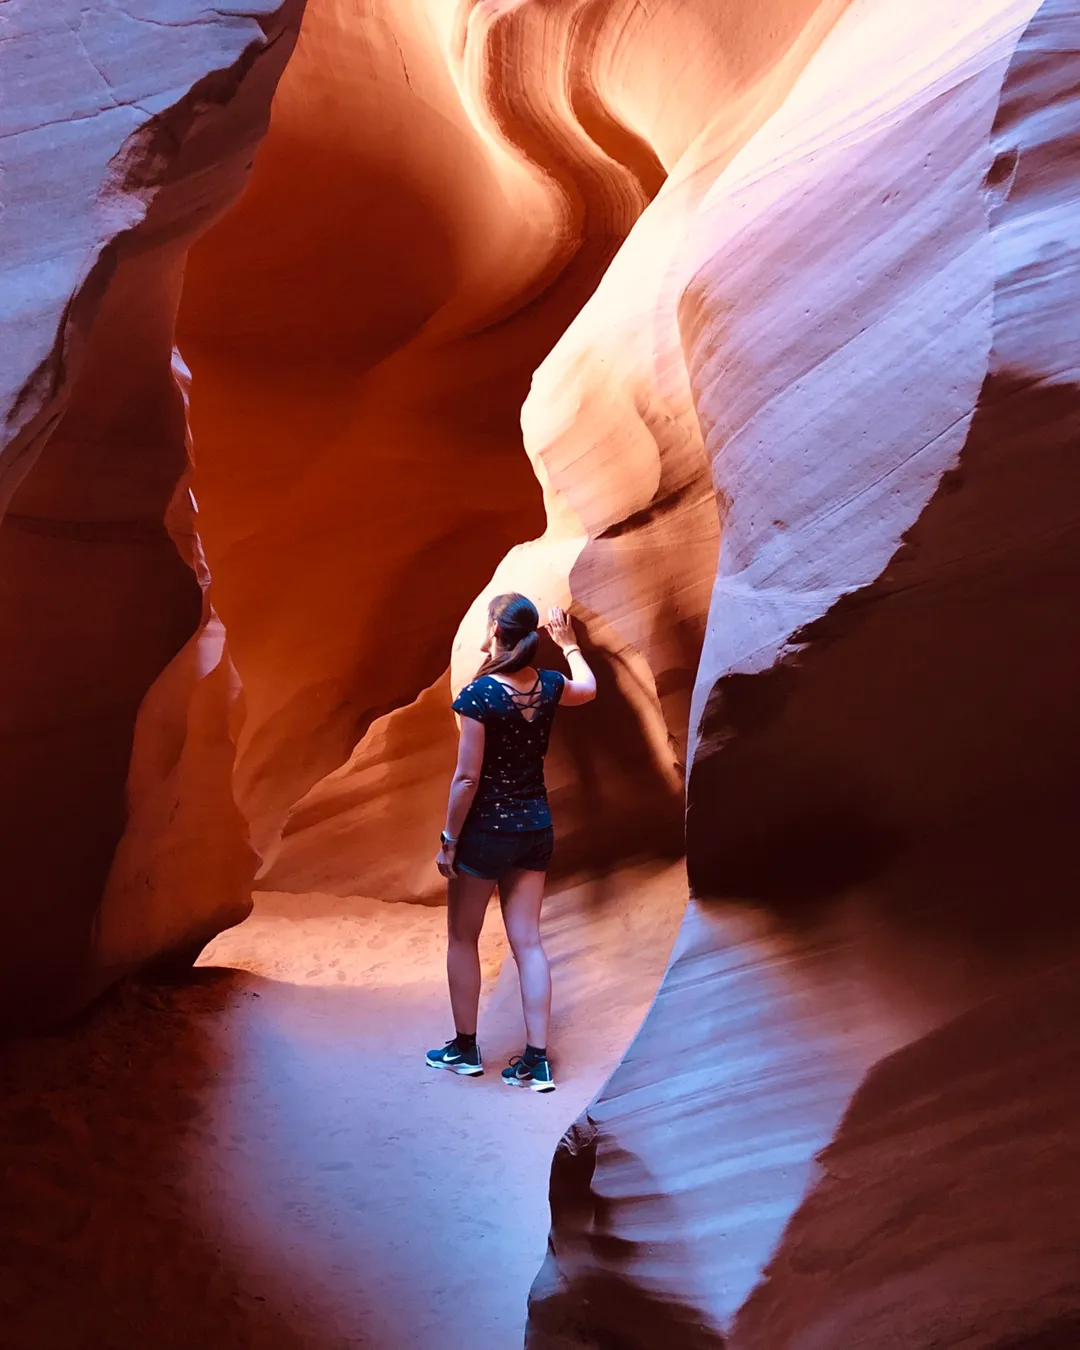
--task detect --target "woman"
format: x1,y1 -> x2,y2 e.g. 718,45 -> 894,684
426,594 -> 596,1092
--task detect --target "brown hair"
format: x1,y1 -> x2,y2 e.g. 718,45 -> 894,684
476,593 -> 539,678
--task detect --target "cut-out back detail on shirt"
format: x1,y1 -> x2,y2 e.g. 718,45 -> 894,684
499,673 -> 543,722
451,670 -> 565,832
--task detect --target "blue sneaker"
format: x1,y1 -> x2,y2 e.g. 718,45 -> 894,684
501,1053 -> 555,1092
426,1037 -> 483,1076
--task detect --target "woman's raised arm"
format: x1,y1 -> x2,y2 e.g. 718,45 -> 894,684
546,606 -> 596,706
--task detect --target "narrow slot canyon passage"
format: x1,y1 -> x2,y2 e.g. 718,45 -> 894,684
3,1 -> 1080,1348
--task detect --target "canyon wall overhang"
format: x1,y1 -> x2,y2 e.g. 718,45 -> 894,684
0,0 -> 302,1027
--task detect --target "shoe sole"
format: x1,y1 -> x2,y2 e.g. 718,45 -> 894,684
502,1074 -> 555,1093
426,1058 -> 483,1076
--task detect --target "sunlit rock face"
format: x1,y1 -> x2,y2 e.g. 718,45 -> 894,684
224,0 -> 846,898
0,0 -> 837,1009
528,0 -> 1080,1344
3,0 -> 1079,1341
0,0 -> 301,1027
180,0 -> 818,895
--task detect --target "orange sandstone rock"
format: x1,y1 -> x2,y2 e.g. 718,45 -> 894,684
176,0 -> 667,874
249,0 -> 845,895
3,6 -> 1079,1346
0,0 -> 301,1028
93,357 -> 258,995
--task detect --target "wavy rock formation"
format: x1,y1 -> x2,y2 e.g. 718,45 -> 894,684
0,0 -> 301,1027
4,0 -> 1078,1342
729,961 -> 1080,1350
178,0 -> 701,893
93,357 -> 257,994
529,0 -> 1080,1343
176,0 -> 637,875
250,0 -> 845,897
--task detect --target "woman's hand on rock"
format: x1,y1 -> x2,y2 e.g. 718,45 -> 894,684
547,605 -> 575,650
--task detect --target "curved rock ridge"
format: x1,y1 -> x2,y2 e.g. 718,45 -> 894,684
93,354 -> 257,997
0,0 -> 302,1027
729,959 -> 1080,1350
3,6 -> 1077,1345
185,0 -> 763,888
177,0 -> 666,876
253,0 -> 846,897
528,0 -> 1080,1343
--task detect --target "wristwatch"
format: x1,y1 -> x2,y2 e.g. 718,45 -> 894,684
440,830 -> 457,848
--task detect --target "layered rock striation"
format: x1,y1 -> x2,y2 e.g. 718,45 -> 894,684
180,0 -> 742,895
0,0 -> 301,1026
529,0 -> 1080,1343
249,0 -> 846,898
4,1 -> 1079,1344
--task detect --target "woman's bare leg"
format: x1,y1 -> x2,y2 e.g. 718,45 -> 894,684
499,867 -> 551,1048
446,871 -> 497,1035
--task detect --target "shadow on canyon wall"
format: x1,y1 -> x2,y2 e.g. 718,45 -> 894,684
687,370 -> 1080,981
0,316 -> 202,1029
729,957 -> 1080,1350
542,627 -> 686,896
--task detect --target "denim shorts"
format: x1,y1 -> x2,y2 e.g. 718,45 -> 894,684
455,825 -> 554,880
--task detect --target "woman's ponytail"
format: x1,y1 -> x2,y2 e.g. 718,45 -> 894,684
476,593 -> 540,677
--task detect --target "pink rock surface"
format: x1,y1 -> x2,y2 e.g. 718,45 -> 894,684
0,0 -> 300,1026
2,1 -> 1078,1347
730,961 -> 1080,1350
529,0 -> 1080,1343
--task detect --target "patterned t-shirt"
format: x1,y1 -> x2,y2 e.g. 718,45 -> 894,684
451,669 -> 565,832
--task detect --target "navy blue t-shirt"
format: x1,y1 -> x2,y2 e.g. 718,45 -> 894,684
451,669 -> 565,832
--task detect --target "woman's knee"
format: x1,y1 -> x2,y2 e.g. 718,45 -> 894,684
507,927 -> 544,962
447,920 -> 481,949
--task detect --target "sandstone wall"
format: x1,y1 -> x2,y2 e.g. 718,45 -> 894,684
528,0 -> 1080,1343
232,0 -> 846,899
5,5 -> 1079,1343
0,0 -> 301,1027
2,0 -> 837,1011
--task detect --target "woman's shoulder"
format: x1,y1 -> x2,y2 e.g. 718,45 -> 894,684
540,668 -> 566,694
452,675 -> 496,718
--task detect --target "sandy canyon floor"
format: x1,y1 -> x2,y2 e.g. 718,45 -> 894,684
0,866 -> 684,1349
